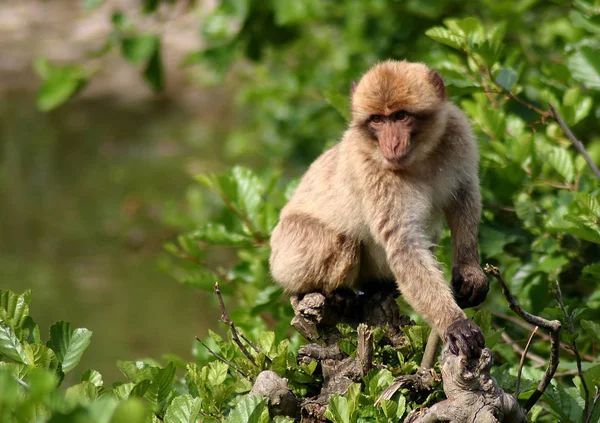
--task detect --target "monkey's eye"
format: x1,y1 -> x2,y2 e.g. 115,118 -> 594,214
370,115 -> 382,124
392,111 -> 408,121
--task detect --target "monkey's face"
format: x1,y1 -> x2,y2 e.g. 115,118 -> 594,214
351,60 -> 447,169
366,111 -> 416,165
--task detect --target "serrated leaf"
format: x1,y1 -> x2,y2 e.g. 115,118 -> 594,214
207,361 -> 228,387
0,323 -> 30,364
226,394 -> 270,423
30,344 -> 59,371
189,223 -> 253,246
495,67 -> 517,91
569,45 -> 600,90
48,322 -> 92,373
145,362 -> 176,405
0,289 -> 31,329
81,369 -> 103,387
425,27 -> 464,49
65,381 -> 98,406
232,166 -> 263,219
164,394 -> 202,423
547,147 -> 575,183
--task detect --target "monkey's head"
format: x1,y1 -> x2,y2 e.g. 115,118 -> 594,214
351,60 -> 448,169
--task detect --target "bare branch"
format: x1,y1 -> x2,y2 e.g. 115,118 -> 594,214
555,280 -> 590,421
195,337 -> 248,378
485,264 -> 561,412
516,326 -> 539,399
492,310 -> 597,361
498,329 -> 546,366
357,324 -> 373,376
549,104 -> 600,180
214,282 -> 257,366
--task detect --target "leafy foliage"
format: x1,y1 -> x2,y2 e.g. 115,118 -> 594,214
12,0 -> 600,421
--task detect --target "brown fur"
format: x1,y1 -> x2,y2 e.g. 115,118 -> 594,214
270,60 -> 487,338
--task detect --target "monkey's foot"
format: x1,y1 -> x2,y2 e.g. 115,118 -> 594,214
406,347 -> 526,423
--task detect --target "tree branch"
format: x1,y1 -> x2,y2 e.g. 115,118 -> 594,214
555,280 -> 590,421
214,282 -> 257,366
516,326 -> 538,399
549,104 -> 600,180
485,264 -> 561,412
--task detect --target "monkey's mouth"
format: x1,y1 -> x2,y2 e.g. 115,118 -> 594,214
385,149 -> 412,165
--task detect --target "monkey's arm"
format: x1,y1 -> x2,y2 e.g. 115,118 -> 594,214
363,188 -> 483,357
444,179 -> 489,309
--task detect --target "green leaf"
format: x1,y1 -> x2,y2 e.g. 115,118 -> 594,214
323,88 -> 351,121
547,147 -> 575,183
0,323 -> 30,364
232,166 -> 263,220
324,394 -> 350,423
110,398 -> 151,423
189,223 -> 253,246
207,361 -> 228,387
425,27 -> 464,49
164,394 -> 202,423
121,35 -> 159,64
30,344 -> 60,371
142,0 -> 160,14
48,322 -> 93,373
81,369 -> 104,388
36,64 -> 88,111
0,289 -> 31,329
365,368 -> 394,397
117,360 -> 159,383
145,361 -> 176,405
581,320 -> 600,343
143,41 -> 164,91
226,394 -> 270,423
495,67 -> 517,91
569,44 -> 600,90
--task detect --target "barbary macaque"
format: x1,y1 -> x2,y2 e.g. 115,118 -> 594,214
270,60 -> 488,357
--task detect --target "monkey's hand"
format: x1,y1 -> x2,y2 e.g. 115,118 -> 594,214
444,318 -> 485,358
452,264 -> 489,309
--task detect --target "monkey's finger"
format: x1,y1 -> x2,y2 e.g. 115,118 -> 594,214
446,334 -> 459,356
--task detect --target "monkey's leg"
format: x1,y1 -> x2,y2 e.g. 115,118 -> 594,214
420,330 -> 441,369
270,213 -> 360,295
444,180 -> 489,309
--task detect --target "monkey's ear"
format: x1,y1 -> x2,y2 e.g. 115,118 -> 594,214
429,71 -> 446,100
350,80 -> 358,96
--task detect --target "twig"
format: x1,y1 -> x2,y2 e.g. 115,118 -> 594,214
195,337 -> 248,378
550,104 -> 600,180
240,332 -> 272,363
491,310 -> 597,362
516,326 -> 539,399
555,280 -> 590,421
587,392 -> 600,423
485,264 -> 561,412
214,282 -> 257,366
498,329 -> 546,366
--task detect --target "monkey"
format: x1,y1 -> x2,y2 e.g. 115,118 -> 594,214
269,60 -> 489,358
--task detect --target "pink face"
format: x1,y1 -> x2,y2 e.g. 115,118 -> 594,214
367,110 -> 416,164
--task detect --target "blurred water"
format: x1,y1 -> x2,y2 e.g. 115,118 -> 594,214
0,92 -> 222,383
